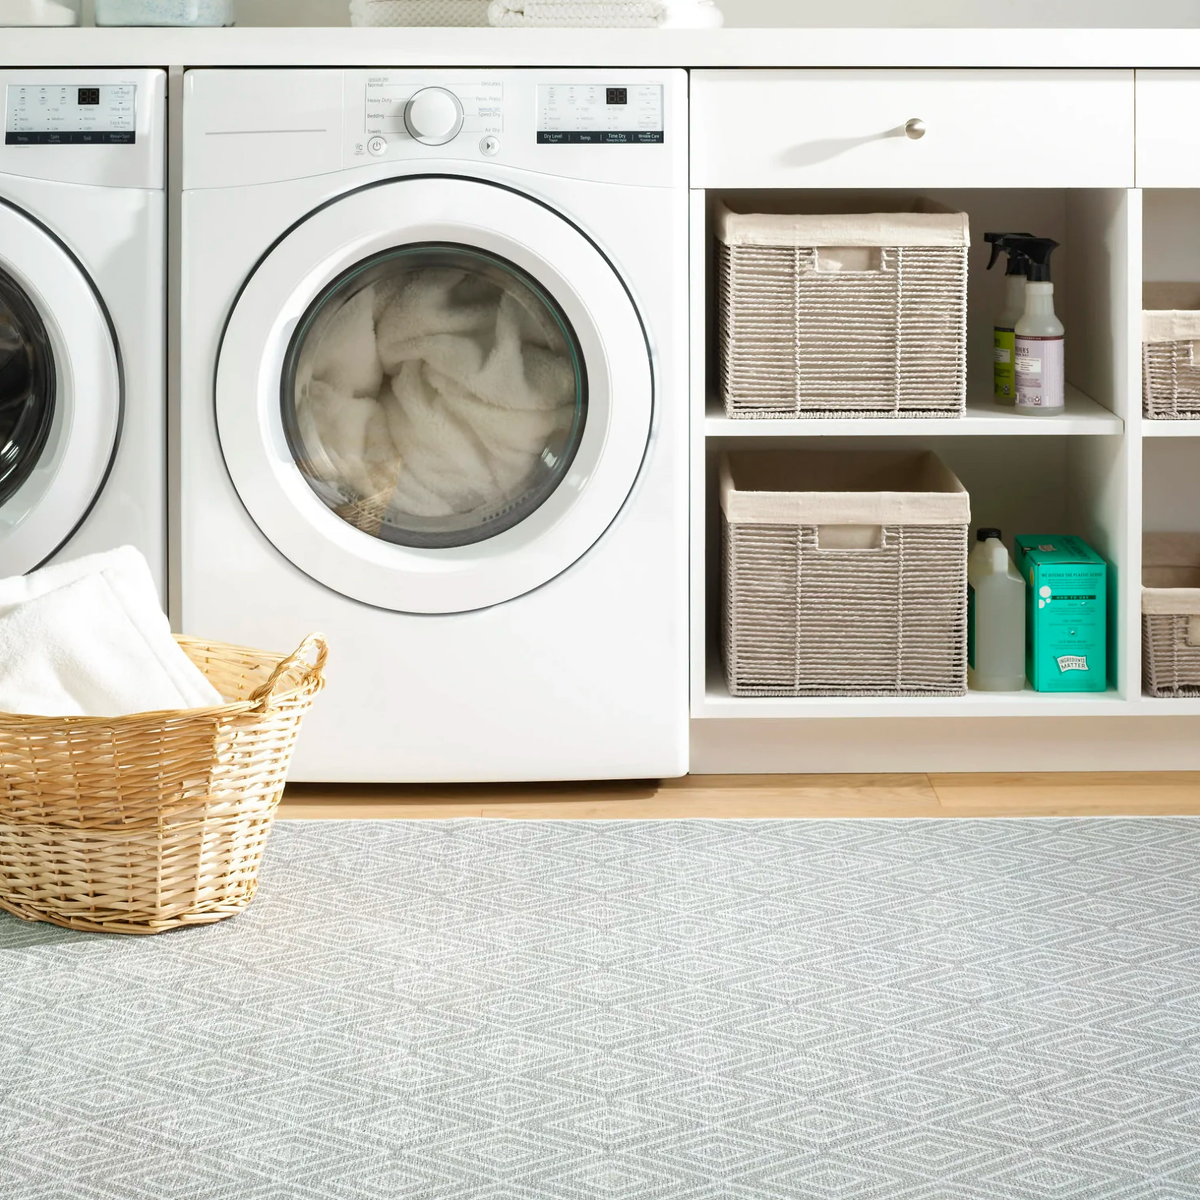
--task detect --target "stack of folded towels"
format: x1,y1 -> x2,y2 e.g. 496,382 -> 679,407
348,0 -> 722,26
0,546 -> 224,719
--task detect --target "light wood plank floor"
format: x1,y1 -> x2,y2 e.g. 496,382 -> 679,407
278,773 -> 1200,820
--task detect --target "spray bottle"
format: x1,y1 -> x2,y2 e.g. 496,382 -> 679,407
1011,237 -> 1064,416
984,232 -> 1032,405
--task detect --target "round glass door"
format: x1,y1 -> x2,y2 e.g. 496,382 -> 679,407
0,199 -> 121,576
0,267 -> 55,509
217,176 -> 652,614
281,243 -> 587,550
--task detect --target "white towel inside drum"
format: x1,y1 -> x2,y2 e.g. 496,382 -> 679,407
293,267 -> 577,532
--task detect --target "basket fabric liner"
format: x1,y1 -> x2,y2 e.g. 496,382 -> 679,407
1143,533 -> 1200,616
1143,283 -> 1200,344
716,201 -> 971,250
720,450 -> 970,527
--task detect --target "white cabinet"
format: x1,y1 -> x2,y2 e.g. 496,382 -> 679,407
691,69 -> 1135,190
1136,70 -> 1200,186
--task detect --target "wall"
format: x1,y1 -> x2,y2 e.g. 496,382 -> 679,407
78,0 -> 1200,24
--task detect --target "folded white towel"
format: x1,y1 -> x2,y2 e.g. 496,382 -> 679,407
0,547 -> 224,718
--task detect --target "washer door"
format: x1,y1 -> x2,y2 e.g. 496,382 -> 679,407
0,200 -> 121,575
217,176 -> 652,614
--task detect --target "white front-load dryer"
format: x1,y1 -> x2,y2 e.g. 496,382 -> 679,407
0,71 -> 165,590
179,69 -> 689,782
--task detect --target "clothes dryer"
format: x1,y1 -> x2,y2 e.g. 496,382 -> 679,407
180,69 -> 688,781
0,70 -> 165,589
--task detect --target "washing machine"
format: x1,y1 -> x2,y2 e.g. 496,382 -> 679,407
0,70 -> 166,588
179,69 -> 689,782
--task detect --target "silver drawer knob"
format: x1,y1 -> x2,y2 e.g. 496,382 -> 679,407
905,118 -> 927,140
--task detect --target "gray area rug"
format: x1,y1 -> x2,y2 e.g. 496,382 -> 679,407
2,818 -> 1200,1199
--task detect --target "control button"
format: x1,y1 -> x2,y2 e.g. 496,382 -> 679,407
480,135 -> 501,156
404,87 -> 465,147
368,136 -> 388,156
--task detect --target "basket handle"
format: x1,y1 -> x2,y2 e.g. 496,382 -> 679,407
249,634 -> 329,710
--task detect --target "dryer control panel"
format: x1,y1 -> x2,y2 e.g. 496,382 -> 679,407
366,78 -> 503,142
0,70 -> 165,190
5,83 -> 137,146
536,84 -> 664,144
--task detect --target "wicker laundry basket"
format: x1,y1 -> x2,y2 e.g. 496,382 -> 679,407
720,450 -> 971,697
716,200 -> 970,419
349,0 -> 489,24
0,634 -> 327,935
1142,533 -> 1200,696
1143,283 -> 1200,419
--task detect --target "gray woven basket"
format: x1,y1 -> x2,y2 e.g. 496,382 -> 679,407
720,450 -> 971,697
1143,283 -> 1200,419
716,201 -> 969,419
1143,533 -> 1200,696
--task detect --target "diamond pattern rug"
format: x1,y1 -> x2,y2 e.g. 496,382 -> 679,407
3,818 -> 1200,1199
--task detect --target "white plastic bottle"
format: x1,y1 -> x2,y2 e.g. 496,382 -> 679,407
968,528 -> 1026,692
1013,237 -> 1064,416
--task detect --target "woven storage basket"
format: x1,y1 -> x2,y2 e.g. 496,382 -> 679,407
716,200 -> 970,419
1143,283 -> 1200,419
349,0 -> 489,23
0,634 -> 327,935
720,450 -> 970,697
1142,533 -> 1200,696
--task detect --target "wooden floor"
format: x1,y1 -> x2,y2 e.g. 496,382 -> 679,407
278,772 -> 1200,820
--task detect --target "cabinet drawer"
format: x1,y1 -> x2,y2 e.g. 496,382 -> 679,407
1137,71 -> 1200,186
692,70 -> 1134,190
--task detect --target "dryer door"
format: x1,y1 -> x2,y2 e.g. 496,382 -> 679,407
217,176 -> 652,614
0,199 -> 121,575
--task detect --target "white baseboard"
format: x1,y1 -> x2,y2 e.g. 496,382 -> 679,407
691,716 -> 1200,774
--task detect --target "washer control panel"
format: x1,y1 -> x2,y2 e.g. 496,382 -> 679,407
365,77 -> 503,147
536,84 -> 664,144
5,83 -> 137,145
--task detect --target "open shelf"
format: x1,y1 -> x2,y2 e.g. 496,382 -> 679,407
700,659 -> 1129,719
705,383 -> 1123,437
1143,420 -> 1200,437
688,184 -> 1147,767
1138,696 -> 1200,714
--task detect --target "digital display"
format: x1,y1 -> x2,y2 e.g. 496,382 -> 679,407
537,84 -> 664,145
5,83 -> 137,145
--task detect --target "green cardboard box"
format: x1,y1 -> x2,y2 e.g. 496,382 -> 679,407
1013,535 -> 1108,692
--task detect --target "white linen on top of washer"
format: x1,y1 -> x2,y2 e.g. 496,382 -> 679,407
349,0 -> 490,26
0,546 -> 224,717
293,267 -> 576,531
487,0 -> 661,26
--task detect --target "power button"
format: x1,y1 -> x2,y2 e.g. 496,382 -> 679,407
368,136 -> 388,157
480,136 -> 501,156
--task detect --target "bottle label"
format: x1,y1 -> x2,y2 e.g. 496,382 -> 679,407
968,583 -> 976,670
993,327 -> 1016,399
1015,335 -> 1065,410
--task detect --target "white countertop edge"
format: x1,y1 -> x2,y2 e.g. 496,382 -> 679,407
4,27 -> 1200,70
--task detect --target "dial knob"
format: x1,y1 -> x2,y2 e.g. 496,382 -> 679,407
404,88 -> 465,146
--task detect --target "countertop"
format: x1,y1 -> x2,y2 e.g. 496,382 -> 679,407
5,26 -> 1200,69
